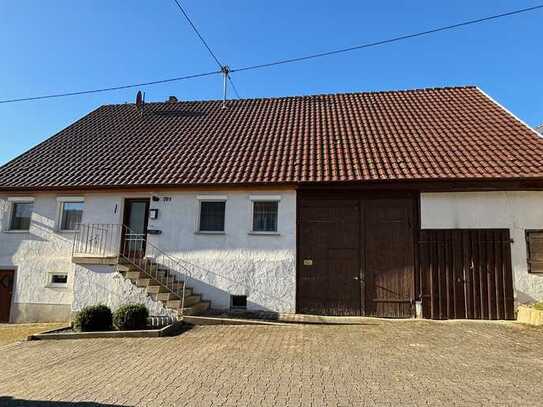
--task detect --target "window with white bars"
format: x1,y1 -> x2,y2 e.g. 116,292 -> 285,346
252,201 -> 278,233
199,201 -> 226,232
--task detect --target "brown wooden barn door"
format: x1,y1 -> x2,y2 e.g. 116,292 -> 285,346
0,270 -> 15,323
298,199 -> 361,316
364,198 -> 415,318
419,229 -> 514,320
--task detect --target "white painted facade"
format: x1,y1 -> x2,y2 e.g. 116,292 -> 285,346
421,191 -> 543,305
0,189 -> 296,322
3,188 -> 543,322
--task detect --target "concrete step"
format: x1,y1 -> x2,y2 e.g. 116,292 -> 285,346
126,271 -> 142,280
117,264 -> 131,272
146,285 -> 170,294
183,301 -> 210,316
136,278 -> 151,287
183,294 -> 202,307
166,299 -> 182,309
151,292 -> 179,302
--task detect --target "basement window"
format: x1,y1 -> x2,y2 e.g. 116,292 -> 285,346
230,295 -> 247,310
48,273 -> 68,288
526,230 -> 543,273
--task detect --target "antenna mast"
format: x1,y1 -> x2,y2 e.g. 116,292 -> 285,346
221,65 -> 230,108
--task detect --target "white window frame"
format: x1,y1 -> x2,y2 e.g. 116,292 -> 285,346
56,197 -> 85,232
5,197 -> 34,232
46,271 -> 69,288
196,195 -> 227,234
248,195 -> 281,235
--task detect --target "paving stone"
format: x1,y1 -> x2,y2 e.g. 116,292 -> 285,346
0,321 -> 542,406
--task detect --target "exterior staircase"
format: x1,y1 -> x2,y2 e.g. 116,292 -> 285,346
71,223 -> 211,318
117,258 -> 210,317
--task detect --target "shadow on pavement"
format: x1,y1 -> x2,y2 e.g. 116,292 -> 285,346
0,397 -> 131,407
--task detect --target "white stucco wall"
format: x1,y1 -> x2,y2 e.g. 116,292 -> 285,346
144,190 -> 297,313
72,264 -> 175,317
0,189 -> 297,320
421,191 -> 543,304
0,194 -> 75,321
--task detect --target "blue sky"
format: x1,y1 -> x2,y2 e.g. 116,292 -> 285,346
1,0 -> 542,165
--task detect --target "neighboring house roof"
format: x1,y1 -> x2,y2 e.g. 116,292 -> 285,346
1,86 -> 543,191
536,124 -> 543,135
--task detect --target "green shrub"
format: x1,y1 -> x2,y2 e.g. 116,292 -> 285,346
74,304 -> 113,332
113,303 -> 149,330
533,302 -> 543,311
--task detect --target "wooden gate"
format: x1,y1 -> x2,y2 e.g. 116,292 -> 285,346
297,192 -> 416,317
297,199 -> 362,316
419,229 -> 514,320
365,198 -> 415,318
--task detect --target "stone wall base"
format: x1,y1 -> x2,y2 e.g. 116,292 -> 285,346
11,303 -> 71,323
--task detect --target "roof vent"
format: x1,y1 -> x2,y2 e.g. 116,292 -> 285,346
167,96 -> 178,103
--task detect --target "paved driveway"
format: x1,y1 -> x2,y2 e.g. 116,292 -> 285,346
0,320 -> 542,406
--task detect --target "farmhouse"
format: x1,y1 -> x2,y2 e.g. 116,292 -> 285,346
1,86 -> 543,323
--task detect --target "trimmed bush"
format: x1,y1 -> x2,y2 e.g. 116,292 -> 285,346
74,304 -> 113,332
113,303 -> 149,330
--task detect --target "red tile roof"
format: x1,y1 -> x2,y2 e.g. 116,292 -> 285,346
1,86 -> 543,191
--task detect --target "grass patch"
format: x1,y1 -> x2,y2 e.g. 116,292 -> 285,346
0,323 -> 67,346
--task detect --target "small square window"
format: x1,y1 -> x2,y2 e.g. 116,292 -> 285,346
199,201 -> 225,232
48,273 -> 68,287
526,229 -> 543,273
252,201 -> 278,232
10,202 -> 33,231
60,201 -> 84,231
231,295 -> 247,309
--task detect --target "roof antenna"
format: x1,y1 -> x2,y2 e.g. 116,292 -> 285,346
135,90 -> 145,117
221,65 -> 230,109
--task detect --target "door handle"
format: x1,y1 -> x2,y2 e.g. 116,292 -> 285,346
353,276 -> 359,280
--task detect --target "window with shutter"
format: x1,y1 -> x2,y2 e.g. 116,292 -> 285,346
526,230 -> 543,273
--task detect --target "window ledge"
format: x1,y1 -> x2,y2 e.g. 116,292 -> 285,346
248,231 -> 280,236
195,231 -> 226,235
56,229 -> 78,234
3,229 -> 31,234
46,284 -> 69,289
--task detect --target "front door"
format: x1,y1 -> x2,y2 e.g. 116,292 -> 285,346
364,198 -> 415,318
121,198 -> 150,258
297,199 -> 361,316
0,270 -> 15,323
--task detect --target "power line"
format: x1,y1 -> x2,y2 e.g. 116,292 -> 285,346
1,4 -> 541,105
228,76 -> 241,99
171,0 -> 242,99
171,0 -> 223,68
231,4 -> 543,73
0,70 -> 220,104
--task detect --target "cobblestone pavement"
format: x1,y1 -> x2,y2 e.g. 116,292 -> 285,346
0,320 -> 542,406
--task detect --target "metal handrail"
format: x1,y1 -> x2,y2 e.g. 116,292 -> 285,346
72,223 -> 121,258
118,224 -> 190,317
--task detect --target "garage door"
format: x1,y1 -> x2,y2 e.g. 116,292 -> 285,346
419,229 -> 514,320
